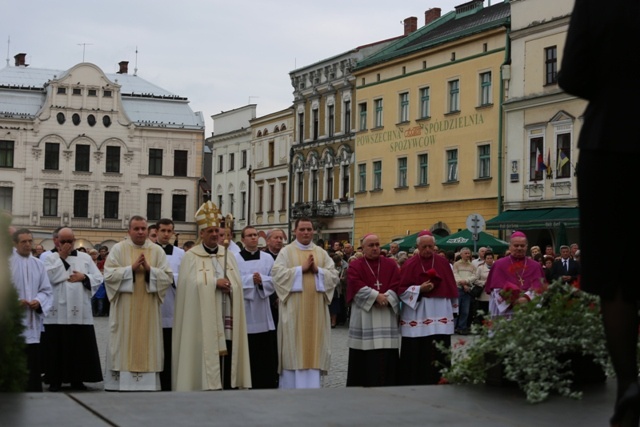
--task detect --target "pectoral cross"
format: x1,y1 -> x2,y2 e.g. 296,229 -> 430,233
517,275 -> 525,287
71,305 -> 79,316
132,372 -> 144,382
374,280 -> 382,290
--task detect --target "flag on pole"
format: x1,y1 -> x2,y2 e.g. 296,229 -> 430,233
558,150 -> 569,169
546,148 -> 553,178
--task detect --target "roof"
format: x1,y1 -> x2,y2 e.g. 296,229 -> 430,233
355,1 -> 510,70
0,65 -> 204,129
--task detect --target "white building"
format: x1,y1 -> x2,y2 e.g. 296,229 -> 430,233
206,105 -> 255,242
250,107 -> 294,245
0,55 -> 205,248
489,0 -> 583,249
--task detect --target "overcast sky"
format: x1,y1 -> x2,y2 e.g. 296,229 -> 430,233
4,0 -> 472,135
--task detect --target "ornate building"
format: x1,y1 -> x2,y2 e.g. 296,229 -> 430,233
0,55 -> 205,248
289,35 -> 402,247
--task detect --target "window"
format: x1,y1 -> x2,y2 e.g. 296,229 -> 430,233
72,114 -> 81,126
149,149 -> 163,175
280,182 -> 287,211
397,157 -> 408,187
0,187 -> 13,212
399,92 -> 409,123
480,72 -> 492,106
172,195 -> 186,222
447,149 -> 458,182
240,191 -> 247,219
341,164 -> 350,198
43,189 -> 58,217
73,88 -> 82,95
556,133 -> 571,178
268,184 -> 275,212
147,194 -> 162,220
0,141 -> 14,168
418,153 -> 428,185
103,90 -> 112,97
229,193 -> 235,215
88,89 -> 97,97
359,102 -> 367,131
57,113 -> 66,125
75,144 -> 90,172
420,87 -> 431,119
343,100 -> 351,133
358,164 -> 366,192
373,161 -> 382,190
217,155 -> 224,173
529,136 -> 544,181
104,191 -> 119,218
328,105 -> 335,137
87,114 -> 96,127
217,195 -> 223,211
44,142 -> 59,170
57,87 -> 66,95
311,169 -> 318,202
73,190 -> 89,218
448,80 -> 460,112
478,144 -> 491,178
298,112 -> 304,142
326,167 -> 334,200
228,152 -> 235,171
268,141 -> 274,166
312,109 -> 319,140
545,46 -> 558,85
241,150 -> 247,169
103,116 -> 112,127
296,171 -> 304,202
257,186 -> 264,213
174,150 -> 188,176
106,146 -> 120,173
374,99 -> 383,128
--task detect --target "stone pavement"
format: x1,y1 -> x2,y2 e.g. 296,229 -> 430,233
0,318 -> 619,426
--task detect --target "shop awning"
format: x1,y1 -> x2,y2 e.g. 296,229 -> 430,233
486,207 -> 579,230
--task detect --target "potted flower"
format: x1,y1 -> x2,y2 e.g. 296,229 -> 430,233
440,280 -> 611,403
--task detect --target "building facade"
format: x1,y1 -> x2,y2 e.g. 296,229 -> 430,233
249,107 -> 294,245
488,0 -> 581,250
289,34 -> 403,248
206,105 -> 255,242
352,1 -> 509,246
0,55 -> 205,248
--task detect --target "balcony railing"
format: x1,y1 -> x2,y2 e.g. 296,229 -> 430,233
290,201 -> 336,219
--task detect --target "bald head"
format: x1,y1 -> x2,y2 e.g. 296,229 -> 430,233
361,234 -> 381,260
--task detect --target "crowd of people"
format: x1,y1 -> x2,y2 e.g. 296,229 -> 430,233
8,206 -> 578,393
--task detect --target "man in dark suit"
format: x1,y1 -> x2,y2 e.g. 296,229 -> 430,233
550,245 -> 579,284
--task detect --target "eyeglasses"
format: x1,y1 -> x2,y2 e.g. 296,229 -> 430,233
59,239 -> 74,245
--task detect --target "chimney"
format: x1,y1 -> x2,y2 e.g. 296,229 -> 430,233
425,8 -> 442,25
117,61 -> 129,74
404,16 -> 418,36
14,53 -> 28,67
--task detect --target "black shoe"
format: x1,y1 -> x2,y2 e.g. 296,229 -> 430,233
70,382 -> 87,391
611,383 -> 640,427
49,384 -> 61,392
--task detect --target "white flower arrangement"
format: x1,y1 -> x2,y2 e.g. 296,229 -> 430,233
440,280 -> 613,403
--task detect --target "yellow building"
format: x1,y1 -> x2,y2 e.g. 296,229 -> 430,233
352,0 -> 510,246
